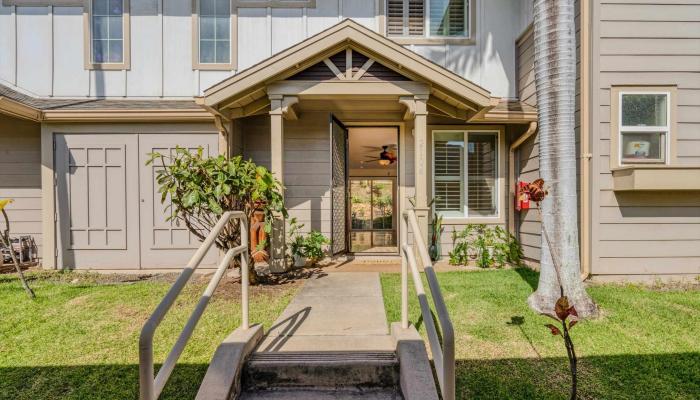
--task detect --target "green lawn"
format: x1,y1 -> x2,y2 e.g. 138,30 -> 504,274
0,271 -> 299,400
381,269 -> 700,400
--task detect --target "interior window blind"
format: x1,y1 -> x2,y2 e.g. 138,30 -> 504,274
433,133 -> 463,213
466,133 -> 497,216
429,0 -> 467,37
387,0 -> 425,37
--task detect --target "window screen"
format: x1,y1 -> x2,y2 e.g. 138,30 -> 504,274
433,132 -> 464,215
387,0 -> 468,38
467,133 -> 497,217
429,0 -> 467,37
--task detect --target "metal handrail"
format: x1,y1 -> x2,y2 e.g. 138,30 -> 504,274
400,210 -> 455,400
139,211 -> 249,400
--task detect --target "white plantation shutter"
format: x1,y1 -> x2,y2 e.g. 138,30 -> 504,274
387,0 -> 425,37
467,133 -> 497,216
429,0 -> 468,37
433,132 -> 463,214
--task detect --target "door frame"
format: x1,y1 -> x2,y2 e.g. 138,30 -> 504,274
344,123 -> 402,255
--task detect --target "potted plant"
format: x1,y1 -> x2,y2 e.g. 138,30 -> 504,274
287,218 -> 329,267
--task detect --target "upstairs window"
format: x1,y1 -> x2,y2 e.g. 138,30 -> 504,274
198,0 -> 231,65
91,0 -> 126,65
387,0 -> 470,40
619,91 -> 670,165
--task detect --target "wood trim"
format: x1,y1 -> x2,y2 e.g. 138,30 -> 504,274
83,0 -> 131,71
267,80 -> 431,98
609,85 -> 678,169
2,0 -> 81,5
191,0 -> 237,71
0,97 -> 42,121
231,0 -> 315,8
41,109 -> 215,122
203,20 -> 492,109
611,165 -> 700,191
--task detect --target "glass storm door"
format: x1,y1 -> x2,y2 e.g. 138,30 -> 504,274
349,179 -> 396,253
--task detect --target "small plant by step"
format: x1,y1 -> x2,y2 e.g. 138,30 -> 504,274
287,218 -> 329,266
448,224 -> 522,268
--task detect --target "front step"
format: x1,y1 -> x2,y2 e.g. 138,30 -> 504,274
242,351 -> 400,392
239,388 -> 402,400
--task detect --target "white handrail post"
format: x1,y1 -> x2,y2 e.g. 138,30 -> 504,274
400,212 -> 408,329
240,216 -> 249,330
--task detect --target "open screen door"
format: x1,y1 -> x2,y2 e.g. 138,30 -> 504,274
330,115 -> 348,254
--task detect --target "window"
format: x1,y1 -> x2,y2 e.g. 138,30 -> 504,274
433,130 -> 499,219
88,0 -> 128,68
618,91 -> 670,164
387,0 -> 470,41
198,0 -> 231,65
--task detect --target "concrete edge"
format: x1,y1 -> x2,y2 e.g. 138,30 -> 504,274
390,322 -> 440,400
195,324 -> 264,400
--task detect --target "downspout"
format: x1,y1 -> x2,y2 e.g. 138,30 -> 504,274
508,121 -> 538,234
580,0 -> 592,281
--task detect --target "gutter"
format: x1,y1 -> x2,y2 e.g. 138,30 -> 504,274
508,121 -> 537,234
580,0 -> 591,281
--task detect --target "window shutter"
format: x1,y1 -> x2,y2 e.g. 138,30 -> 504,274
387,0 -> 405,36
466,133 -> 497,216
433,137 -> 463,212
387,0 -> 424,37
407,0 -> 425,36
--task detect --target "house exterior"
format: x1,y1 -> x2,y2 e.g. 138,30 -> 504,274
0,0 -> 697,280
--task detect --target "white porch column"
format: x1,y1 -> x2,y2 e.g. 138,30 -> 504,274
400,94 -> 430,247
413,95 -> 430,246
268,95 -> 287,272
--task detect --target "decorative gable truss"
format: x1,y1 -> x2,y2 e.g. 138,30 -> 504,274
289,49 -> 411,82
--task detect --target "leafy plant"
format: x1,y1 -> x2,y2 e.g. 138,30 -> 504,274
448,224 -> 522,268
147,148 -> 287,284
286,217 -> 329,265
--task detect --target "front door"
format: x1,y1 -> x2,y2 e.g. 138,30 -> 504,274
330,116 -> 348,254
349,178 -> 397,253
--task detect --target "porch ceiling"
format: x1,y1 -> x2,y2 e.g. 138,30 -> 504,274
199,19 -> 498,122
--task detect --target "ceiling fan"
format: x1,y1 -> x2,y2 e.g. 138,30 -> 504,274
361,145 -> 397,167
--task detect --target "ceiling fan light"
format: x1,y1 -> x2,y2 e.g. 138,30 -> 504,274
378,159 -> 391,166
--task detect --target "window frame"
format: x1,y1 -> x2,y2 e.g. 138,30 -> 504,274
83,0 -> 131,70
431,127 -> 503,222
384,0 -> 475,45
611,86 -> 677,168
192,0 -> 236,71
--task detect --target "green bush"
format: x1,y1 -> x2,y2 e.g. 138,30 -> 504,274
287,218 -> 329,264
448,224 -> 522,268
147,148 -> 287,283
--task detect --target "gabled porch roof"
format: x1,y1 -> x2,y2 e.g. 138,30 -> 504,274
201,19 -> 503,121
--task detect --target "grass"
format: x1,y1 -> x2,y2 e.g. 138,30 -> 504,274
381,268 -> 700,400
0,271 -> 300,400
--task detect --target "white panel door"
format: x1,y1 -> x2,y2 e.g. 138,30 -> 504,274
55,134 -> 140,269
138,134 -> 220,269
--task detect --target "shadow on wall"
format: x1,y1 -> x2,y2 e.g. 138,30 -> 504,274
614,191 -> 700,219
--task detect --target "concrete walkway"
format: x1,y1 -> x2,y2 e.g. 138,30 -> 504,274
256,272 -> 394,353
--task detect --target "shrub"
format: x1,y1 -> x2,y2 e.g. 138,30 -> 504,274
147,148 -> 287,283
448,224 -> 522,268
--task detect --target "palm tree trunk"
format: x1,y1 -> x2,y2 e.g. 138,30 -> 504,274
528,0 -> 597,318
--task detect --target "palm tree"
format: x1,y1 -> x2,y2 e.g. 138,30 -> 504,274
528,0 -> 597,318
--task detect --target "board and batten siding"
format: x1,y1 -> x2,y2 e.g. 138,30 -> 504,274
591,0 -> 700,277
0,0 -> 529,99
0,114 -> 42,258
515,0 -> 583,263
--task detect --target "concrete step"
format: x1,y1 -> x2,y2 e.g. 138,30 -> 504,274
242,351 -> 400,392
239,388 -> 403,399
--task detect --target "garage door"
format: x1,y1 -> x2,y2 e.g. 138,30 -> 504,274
55,133 -> 220,270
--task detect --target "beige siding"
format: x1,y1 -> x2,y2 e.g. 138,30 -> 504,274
0,114 -> 42,258
241,113 -> 332,237
591,1 -> 700,276
516,26 -> 537,106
